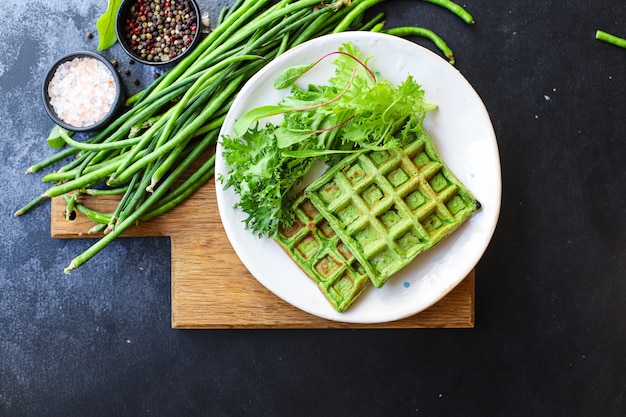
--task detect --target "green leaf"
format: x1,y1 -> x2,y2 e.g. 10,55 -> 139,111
273,63 -> 315,90
233,104 -> 290,136
96,0 -> 123,50
46,125 -> 71,149
274,127 -> 314,149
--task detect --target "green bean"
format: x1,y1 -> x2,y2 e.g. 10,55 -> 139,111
596,30 -> 626,49
64,192 -> 78,220
63,195 -> 112,225
148,116 -> 223,191
332,0 -> 385,33
224,0 -> 251,23
42,150 -> 139,183
43,156 -> 125,198
155,55 -> 263,152
26,147 -> 77,174
88,223 -> 108,234
423,0 -> 474,24
109,75 -> 244,187
25,127 -> 116,174
84,186 -> 129,196
290,6 -> 338,46
113,160 -> 161,230
370,22 -> 385,32
104,170 -> 141,233
181,0 -> 321,79
14,195 -> 47,216
142,153 -> 216,221
59,129 -> 142,151
109,113 -> 171,182
358,12 -> 386,31
217,7 -> 229,26
64,130 -> 219,273
385,26 -> 455,64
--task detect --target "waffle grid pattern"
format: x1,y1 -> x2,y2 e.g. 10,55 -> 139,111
305,133 -> 478,288
275,194 -> 372,312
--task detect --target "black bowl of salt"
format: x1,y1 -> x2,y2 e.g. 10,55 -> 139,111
42,51 -> 124,132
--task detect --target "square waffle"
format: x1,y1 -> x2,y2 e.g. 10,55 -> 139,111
305,131 -> 480,288
274,193 -> 372,312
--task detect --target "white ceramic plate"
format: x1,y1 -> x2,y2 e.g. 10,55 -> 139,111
215,32 -> 501,323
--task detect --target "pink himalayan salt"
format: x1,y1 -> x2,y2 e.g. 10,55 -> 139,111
47,56 -> 117,128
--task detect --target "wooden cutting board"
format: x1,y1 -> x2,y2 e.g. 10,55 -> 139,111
50,172 -> 475,329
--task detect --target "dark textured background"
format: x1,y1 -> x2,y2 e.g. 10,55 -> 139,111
1,1 -> 625,416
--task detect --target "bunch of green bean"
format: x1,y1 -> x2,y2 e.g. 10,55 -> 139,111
15,0 -> 474,273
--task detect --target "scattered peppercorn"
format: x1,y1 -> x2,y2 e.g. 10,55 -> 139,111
86,32 -> 94,39
122,0 -> 198,63
110,59 -> 119,67
125,69 -> 132,76
153,72 -> 161,79
129,59 -> 135,65
133,79 -> 140,85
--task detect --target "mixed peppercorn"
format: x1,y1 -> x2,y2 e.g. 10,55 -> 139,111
122,0 -> 198,63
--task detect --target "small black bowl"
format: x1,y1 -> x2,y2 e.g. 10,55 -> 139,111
116,0 -> 202,66
42,51 -> 124,132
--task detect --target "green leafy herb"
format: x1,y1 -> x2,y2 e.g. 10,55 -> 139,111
220,42 -> 437,238
96,0 -> 123,50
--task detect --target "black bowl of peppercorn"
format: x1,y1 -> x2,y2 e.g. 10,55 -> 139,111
116,0 -> 202,66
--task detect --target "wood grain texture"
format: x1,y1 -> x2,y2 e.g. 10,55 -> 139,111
50,179 -> 475,329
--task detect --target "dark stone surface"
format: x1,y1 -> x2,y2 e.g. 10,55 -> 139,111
1,1 -> 625,416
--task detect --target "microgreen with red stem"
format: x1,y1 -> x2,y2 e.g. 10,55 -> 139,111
274,50 -> 377,90
235,65 -> 361,137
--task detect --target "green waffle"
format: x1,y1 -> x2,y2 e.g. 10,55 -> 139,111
274,193 -> 372,312
305,131 -> 480,288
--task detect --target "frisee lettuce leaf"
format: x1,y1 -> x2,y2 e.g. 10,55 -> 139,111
219,42 -> 436,238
